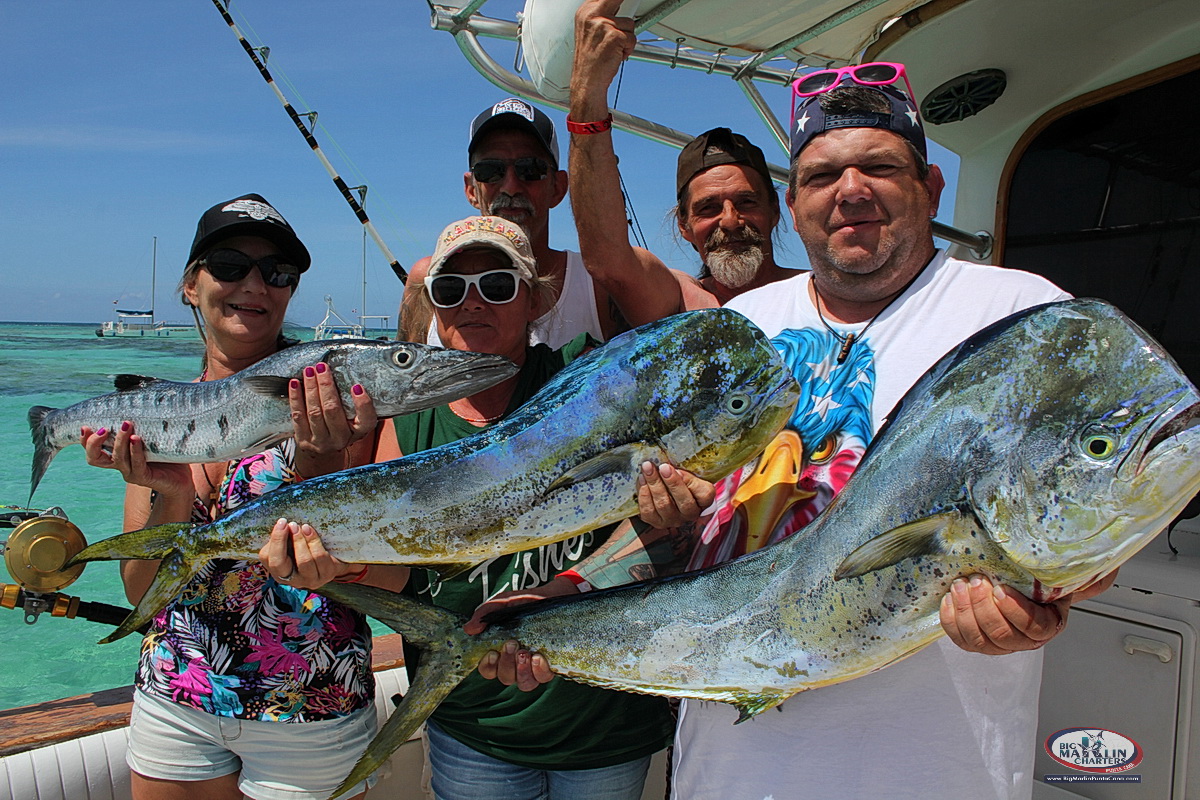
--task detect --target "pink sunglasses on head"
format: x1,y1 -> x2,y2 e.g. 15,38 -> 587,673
792,61 -> 915,99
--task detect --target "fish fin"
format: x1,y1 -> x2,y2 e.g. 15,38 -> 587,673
113,374 -> 160,391
545,443 -> 665,494
319,583 -> 467,646
242,375 -> 292,398
834,511 -> 966,580
65,524 -> 193,644
318,583 -> 482,799
27,405 -> 59,502
732,694 -> 788,723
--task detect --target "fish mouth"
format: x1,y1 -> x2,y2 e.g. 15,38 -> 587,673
1131,400 -> 1200,476
411,353 -> 518,403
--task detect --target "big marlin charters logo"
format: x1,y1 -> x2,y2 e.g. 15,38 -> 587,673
1043,728 -> 1143,785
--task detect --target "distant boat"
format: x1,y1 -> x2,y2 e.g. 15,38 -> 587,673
95,237 -> 199,339
313,294 -> 365,340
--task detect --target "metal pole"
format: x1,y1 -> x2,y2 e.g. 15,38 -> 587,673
211,0 -> 408,283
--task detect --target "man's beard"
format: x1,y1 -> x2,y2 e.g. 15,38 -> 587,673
704,225 -> 766,289
487,193 -> 535,226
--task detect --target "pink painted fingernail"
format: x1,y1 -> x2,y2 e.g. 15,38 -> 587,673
121,421 -> 131,433
304,366 -> 315,378
352,384 -> 364,396
95,427 -> 107,438
290,379 -> 300,390
316,362 -> 327,374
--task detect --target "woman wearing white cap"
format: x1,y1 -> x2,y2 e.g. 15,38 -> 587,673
371,215 -> 711,800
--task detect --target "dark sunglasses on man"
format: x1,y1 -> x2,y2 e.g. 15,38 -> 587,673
199,248 -> 302,289
424,269 -> 525,308
469,157 -> 552,184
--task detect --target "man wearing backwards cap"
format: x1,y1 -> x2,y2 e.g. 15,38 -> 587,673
563,0 -> 796,322
400,96 -> 681,348
661,61 -> 1120,800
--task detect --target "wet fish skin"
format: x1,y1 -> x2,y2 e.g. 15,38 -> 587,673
27,338 -> 517,500
71,309 -> 801,643
318,298 -> 1200,798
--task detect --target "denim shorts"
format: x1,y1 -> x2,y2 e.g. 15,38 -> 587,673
424,719 -> 651,800
127,689 -> 378,800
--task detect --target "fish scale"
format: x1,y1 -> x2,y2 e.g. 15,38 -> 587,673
319,298 -> 1200,800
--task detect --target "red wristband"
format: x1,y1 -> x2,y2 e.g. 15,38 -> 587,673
558,569 -> 593,592
566,113 -> 613,135
334,565 -> 370,584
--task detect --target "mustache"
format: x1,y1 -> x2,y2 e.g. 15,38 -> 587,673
705,224 -> 766,251
488,193 -> 535,215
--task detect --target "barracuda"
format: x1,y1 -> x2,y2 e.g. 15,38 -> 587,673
28,338 -> 517,501
320,298 -> 1200,799
71,309 -> 801,643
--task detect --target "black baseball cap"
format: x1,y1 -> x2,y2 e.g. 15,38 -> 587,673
187,193 -> 311,271
676,128 -> 773,199
468,98 -> 560,168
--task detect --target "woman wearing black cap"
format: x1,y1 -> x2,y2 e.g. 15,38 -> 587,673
80,194 -> 408,800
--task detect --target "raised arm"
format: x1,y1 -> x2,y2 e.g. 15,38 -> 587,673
569,0 -> 683,327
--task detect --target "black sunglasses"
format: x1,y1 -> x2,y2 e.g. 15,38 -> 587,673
424,269 -> 524,308
199,248 -> 301,289
470,157 -> 552,184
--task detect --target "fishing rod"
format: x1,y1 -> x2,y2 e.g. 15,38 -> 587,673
211,0 -> 408,284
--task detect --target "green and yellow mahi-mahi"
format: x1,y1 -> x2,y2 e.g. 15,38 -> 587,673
322,298 -> 1200,799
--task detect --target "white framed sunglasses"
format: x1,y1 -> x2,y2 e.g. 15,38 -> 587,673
424,269 -> 527,308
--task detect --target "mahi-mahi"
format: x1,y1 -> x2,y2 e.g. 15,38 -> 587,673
320,298 -> 1200,799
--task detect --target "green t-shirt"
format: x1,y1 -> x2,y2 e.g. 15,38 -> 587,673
393,335 -> 673,770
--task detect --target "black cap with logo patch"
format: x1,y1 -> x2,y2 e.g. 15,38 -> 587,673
468,98 -> 560,168
187,193 -> 311,272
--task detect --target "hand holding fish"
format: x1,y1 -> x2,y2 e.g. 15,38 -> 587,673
288,362 -> 378,475
81,422 -> 194,502
258,519 -> 411,592
259,518 -> 355,589
939,570 -> 1117,655
636,461 -> 715,529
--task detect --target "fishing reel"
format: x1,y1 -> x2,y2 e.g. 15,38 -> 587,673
1,507 -> 117,626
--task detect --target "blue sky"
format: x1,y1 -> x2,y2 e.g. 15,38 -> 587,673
2,1 -> 957,327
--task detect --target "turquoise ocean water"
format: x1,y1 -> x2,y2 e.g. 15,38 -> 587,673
0,320 -> 365,711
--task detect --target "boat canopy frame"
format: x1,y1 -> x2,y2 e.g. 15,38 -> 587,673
429,0 -> 993,259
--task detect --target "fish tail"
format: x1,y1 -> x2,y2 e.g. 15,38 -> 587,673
320,583 -> 465,646
327,654 -> 468,799
69,523 -> 188,565
27,405 -> 59,502
319,584 -> 496,799
67,524 -> 196,644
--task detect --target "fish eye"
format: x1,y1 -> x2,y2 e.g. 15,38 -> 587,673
725,393 -> 751,415
808,434 -> 838,464
392,349 -> 414,368
1079,427 -> 1119,460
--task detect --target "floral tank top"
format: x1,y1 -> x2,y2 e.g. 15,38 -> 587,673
134,439 -> 375,722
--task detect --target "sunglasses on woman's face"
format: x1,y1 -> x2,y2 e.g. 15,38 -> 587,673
424,269 -> 525,308
469,157 -> 552,184
199,248 -> 301,289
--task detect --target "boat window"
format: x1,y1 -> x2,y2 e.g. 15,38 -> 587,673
1004,67 -> 1200,383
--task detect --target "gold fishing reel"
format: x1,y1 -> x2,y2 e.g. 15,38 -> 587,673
1,509 -> 90,625
2,510 -> 86,593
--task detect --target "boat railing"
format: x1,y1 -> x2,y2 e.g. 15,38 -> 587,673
429,2 -> 994,260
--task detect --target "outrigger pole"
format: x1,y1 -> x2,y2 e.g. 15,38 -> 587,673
211,0 -> 408,284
